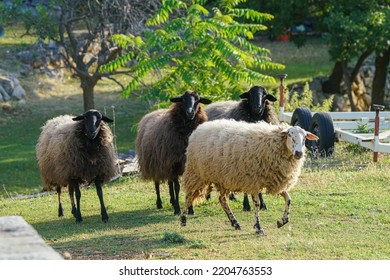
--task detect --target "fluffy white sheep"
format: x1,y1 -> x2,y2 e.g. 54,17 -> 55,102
180,119 -> 318,234
204,85 -> 279,211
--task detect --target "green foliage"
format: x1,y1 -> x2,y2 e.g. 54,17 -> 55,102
274,82 -> 333,114
101,0 -> 284,105
353,121 -> 375,134
324,0 -> 390,61
0,0 -> 59,40
244,0 -> 326,42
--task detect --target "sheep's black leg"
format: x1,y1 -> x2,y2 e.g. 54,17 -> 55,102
277,191 -> 291,228
74,184 -> 82,223
172,178 -> 182,215
168,180 -> 175,205
218,191 -> 241,230
252,195 -> 265,235
229,192 -> 237,201
70,179 -> 82,223
243,193 -> 251,211
155,181 -> 163,209
205,184 -> 212,200
95,178 -> 108,223
69,184 -> 77,218
244,193 -> 267,211
176,179 -> 193,215
259,193 -> 267,210
56,185 -> 64,217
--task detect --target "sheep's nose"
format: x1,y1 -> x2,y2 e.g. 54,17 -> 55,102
252,107 -> 261,114
294,151 -> 303,159
186,108 -> 195,120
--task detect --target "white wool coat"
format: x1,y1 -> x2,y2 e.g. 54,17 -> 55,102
182,119 -> 306,204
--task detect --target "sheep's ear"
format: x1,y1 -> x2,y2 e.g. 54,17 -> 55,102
280,128 -> 289,137
306,132 -> 319,141
200,97 -> 212,104
239,91 -> 249,99
72,115 -> 84,121
266,94 -> 277,102
102,116 -> 113,123
170,96 -> 183,103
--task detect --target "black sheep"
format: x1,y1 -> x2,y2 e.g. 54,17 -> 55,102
36,110 -> 119,223
136,91 -> 211,215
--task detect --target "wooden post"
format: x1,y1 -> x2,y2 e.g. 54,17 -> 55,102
277,74 -> 287,115
372,104 -> 384,162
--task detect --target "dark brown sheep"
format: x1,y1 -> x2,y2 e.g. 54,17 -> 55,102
36,109 -> 119,223
136,90 -> 211,215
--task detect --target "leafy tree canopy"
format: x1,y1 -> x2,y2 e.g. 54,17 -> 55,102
101,0 -> 284,106
325,0 -> 390,62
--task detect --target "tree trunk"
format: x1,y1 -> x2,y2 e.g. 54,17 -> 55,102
322,61 -> 343,94
339,50 -> 372,111
81,76 -> 99,111
341,60 -> 357,111
372,47 -> 390,106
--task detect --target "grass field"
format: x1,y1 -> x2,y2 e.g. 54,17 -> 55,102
1,31 -> 389,260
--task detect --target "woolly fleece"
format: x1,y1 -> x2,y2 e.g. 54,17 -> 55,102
136,103 -> 208,182
205,99 -> 279,124
36,115 -> 118,190
183,119 -> 306,205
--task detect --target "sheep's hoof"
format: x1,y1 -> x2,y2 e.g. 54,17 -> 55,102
260,204 -> 268,211
102,216 -> 109,223
156,201 -> 163,209
173,209 -> 181,215
180,216 -> 187,227
233,222 -> 241,230
255,227 -> 265,235
243,206 -> 251,212
75,217 -> 83,223
188,206 -> 194,215
58,208 -> 64,217
277,219 -> 288,228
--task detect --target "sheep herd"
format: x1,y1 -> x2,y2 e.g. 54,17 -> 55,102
36,86 -> 318,234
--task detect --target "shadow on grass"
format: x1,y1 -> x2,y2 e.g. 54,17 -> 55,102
31,207 -> 192,259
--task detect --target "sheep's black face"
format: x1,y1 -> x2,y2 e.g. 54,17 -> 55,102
72,110 -> 113,140
170,91 -> 211,120
240,86 -> 277,116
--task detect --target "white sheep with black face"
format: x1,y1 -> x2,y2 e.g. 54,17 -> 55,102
180,119 -> 318,234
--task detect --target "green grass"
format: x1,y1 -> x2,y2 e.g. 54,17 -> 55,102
1,32 -> 389,260
1,162 -> 389,260
259,37 -> 333,88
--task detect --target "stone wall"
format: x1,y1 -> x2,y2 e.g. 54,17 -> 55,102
0,70 -> 26,103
